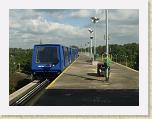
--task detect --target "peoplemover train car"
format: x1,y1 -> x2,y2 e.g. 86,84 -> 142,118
31,44 -> 78,79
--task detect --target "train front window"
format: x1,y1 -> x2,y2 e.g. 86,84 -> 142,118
36,47 -> 58,64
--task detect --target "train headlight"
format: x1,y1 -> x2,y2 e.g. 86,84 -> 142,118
38,65 -> 44,67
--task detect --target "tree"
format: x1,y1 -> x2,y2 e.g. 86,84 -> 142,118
95,43 -> 139,70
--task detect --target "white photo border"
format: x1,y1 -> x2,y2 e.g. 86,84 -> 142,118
0,0 -> 148,115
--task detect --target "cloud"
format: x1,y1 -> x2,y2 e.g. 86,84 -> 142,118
70,9 -> 94,18
9,9 -> 139,49
35,9 -> 68,21
9,10 -> 89,48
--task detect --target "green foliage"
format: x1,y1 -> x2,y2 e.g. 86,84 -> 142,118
9,48 -> 32,74
9,48 -> 32,94
80,43 -> 139,70
98,43 -> 139,70
70,45 -> 79,49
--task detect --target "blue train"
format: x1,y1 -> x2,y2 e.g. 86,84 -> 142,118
31,44 -> 78,79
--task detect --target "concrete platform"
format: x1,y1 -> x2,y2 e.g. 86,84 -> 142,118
46,55 -> 139,90
26,55 -> 139,106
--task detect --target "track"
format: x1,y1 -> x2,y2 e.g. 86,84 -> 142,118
10,79 -> 50,106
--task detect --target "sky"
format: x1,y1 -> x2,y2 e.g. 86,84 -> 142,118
9,9 -> 139,49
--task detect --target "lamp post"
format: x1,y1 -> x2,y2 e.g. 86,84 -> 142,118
91,16 -> 100,60
85,43 -> 86,55
88,28 -> 94,60
80,44 -> 82,54
105,9 -> 109,81
18,63 -> 21,72
87,41 -> 90,56
116,54 -> 118,62
125,55 -> 128,66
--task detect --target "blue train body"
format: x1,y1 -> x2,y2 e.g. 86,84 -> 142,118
31,44 -> 78,79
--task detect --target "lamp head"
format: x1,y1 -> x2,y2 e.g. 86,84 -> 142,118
91,17 -> 100,23
88,28 -> 93,33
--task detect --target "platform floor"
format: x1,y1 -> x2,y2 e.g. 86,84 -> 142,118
26,55 -> 139,106
48,55 -> 139,90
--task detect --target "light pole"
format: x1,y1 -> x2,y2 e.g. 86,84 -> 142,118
85,43 -> 86,55
116,54 -> 118,62
105,9 -> 109,81
125,55 -> 128,66
80,44 -> 82,53
88,28 -> 94,60
87,41 -> 90,56
91,16 -> 100,60
18,63 -> 21,72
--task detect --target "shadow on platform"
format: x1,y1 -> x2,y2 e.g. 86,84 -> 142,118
34,89 -> 139,106
64,73 -> 97,80
87,73 -> 98,77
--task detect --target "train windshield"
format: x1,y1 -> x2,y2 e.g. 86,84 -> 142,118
36,47 -> 58,64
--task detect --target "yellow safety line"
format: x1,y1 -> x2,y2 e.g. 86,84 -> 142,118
45,58 -> 78,89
